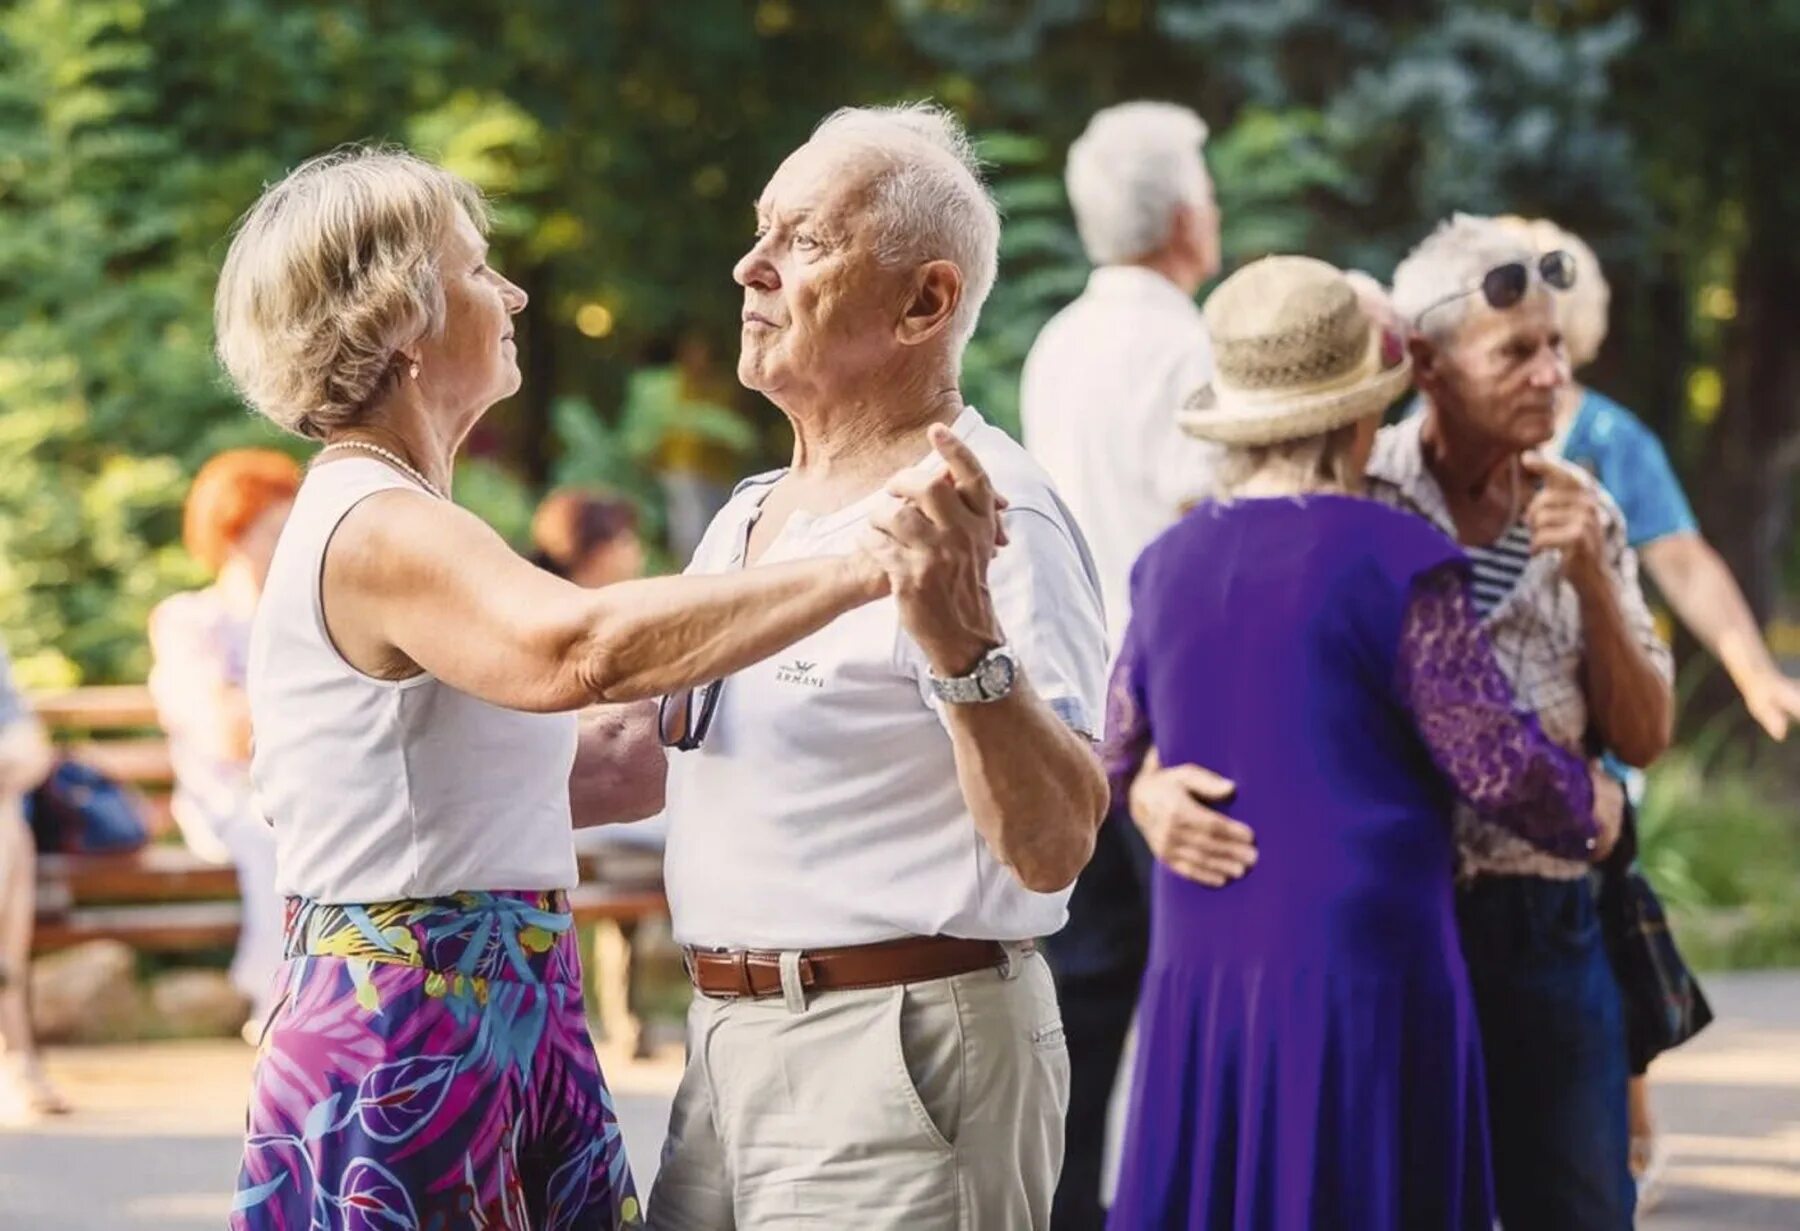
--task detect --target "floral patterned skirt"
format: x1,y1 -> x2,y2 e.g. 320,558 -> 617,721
231,890 -> 641,1230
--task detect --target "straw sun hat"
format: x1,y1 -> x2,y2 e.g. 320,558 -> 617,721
1178,255 -> 1411,446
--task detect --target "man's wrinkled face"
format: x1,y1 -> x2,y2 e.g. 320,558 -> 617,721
732,140 -> 912,400
1424,292 -> 1570,452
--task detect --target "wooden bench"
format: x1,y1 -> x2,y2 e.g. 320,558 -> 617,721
28,685 -> 672,1046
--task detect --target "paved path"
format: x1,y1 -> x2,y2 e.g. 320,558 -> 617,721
2,970 -> 1796,1229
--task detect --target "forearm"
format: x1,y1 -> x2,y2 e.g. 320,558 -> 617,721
1645,535 -> 1782,691
943,679 -> 1108,893
0,718 -> 53,797
568,701 -> 666,828
577,555 -> 885,704
1576,570 -> 1673,766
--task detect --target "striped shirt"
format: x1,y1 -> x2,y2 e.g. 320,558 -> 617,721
1464,522 -> 1533,618
1366,414 -> 1672,882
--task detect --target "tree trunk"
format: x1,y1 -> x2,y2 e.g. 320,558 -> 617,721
1695,240 -> 1800,626
1683,234 -> 1800,740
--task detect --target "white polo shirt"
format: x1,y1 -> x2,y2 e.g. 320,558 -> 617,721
663,407 -> 1107,950
1021,265 -> 1221,661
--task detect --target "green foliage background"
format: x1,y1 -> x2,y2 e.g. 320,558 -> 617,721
2,0 -> 1796,703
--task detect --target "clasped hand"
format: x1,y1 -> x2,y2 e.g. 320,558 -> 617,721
860,424 -> 1009,677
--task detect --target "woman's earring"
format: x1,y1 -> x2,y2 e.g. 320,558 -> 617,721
408,360 -> 422,381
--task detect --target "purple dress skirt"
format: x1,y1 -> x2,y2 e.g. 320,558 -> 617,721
1101,496 -> 1595,1231
231,891 -> 641,1230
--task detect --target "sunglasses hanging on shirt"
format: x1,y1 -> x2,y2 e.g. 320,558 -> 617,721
1414,250 -> 1578,327
658,678 -> 724,751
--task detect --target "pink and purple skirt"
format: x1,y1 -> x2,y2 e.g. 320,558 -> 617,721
231,890 -> 640,1229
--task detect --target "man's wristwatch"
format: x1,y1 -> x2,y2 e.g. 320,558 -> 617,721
929,644 -> 1019,705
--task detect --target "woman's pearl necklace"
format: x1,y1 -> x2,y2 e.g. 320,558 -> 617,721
315,440 -> 448,501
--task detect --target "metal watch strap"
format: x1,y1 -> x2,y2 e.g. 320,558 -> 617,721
929,643 -> 1015,704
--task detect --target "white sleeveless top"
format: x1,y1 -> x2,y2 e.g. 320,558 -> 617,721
247,457 -> 578,903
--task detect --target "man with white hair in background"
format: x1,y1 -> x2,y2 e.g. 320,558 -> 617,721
1019,101 -> 1237,1231
645,104 -> 1110,1229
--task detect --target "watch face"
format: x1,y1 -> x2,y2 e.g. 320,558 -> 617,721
979,651 -> 1016,698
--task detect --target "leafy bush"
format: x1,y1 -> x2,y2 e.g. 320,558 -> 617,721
1638,733 -> 1800,969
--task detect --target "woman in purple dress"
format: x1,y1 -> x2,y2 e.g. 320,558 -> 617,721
1103,257 -> 1599,1230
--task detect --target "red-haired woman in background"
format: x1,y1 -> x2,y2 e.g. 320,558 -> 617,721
148,448 -> 299,1039
529,488 -> 646,589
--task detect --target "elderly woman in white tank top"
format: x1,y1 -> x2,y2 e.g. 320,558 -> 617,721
213,147 -> 1002,1231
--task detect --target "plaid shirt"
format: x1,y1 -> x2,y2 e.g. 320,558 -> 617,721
1367,415 -> 1673,881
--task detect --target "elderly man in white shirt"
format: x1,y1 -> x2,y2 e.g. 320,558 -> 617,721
645,103 -> 1110,1230
1018,101 -> 1230,1231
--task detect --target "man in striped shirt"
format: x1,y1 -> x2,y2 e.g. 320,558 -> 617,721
1365,214 -> 1673,1231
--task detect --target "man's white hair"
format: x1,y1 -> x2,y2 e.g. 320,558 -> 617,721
1498,216 -> 1610,368
1065,101 -> 1211,266
1391,213 -> 1541,342
810,102 -> 1000,358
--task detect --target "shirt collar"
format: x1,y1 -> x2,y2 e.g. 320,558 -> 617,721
1084,265 -> 1203,321
1367,413 -> 1575,626
724,406 -> 989,548
1366,414 -> 1453,531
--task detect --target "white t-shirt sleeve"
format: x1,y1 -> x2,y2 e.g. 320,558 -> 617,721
1151,335 -> 1223,512
903,504 -> 1108,739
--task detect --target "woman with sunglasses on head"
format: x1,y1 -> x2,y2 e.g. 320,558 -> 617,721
213,147 -> 998,1231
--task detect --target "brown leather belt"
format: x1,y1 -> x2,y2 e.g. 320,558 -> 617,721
682,934 -> 1028,1000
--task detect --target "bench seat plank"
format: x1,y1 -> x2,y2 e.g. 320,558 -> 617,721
41,847 -> 240,904
31,686 -> 160,730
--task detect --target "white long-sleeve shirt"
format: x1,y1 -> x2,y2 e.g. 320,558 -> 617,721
1021,265 -> 1221,660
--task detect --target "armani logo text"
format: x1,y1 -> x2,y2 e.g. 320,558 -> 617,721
774,660 -> 826,689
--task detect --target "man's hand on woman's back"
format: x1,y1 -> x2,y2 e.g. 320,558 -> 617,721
1128,749 -> 1256,887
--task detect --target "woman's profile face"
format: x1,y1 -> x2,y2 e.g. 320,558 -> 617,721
413,210 -> 528,419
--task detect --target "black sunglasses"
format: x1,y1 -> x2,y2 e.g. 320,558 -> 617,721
1414,249 -> 1577,326
658,679 -> 723,751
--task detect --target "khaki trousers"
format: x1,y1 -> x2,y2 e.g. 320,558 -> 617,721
647,944 -> 1069,1229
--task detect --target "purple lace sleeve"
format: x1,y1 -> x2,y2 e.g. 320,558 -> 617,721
1099,620 -> 1152,805
1396,565 -> 1598,859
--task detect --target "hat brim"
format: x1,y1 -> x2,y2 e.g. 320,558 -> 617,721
1177,332 -> 1414,446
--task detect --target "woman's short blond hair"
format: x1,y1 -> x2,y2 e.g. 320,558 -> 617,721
214,146 -> 489,439
1211,422 -> 1365,501
1496,215 -> 1611,369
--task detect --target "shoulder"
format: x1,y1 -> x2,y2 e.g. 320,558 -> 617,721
685,468 -> 785,572
1026,296 -> 1089,352
149,588 -> 222,642
1577,388 -> 1648,440
961,415 -> 1071,519
729,466 -> 787,499
1370,416 -> 1423,476
1343,494 -> 1452,542
1568,390 -> 1670,469
959,419 -> 1103,601
1351,500 -> 1464,577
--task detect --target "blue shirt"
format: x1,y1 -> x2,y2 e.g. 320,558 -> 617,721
1557,388 -> 1697,549
1557,389 -> 1695,800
